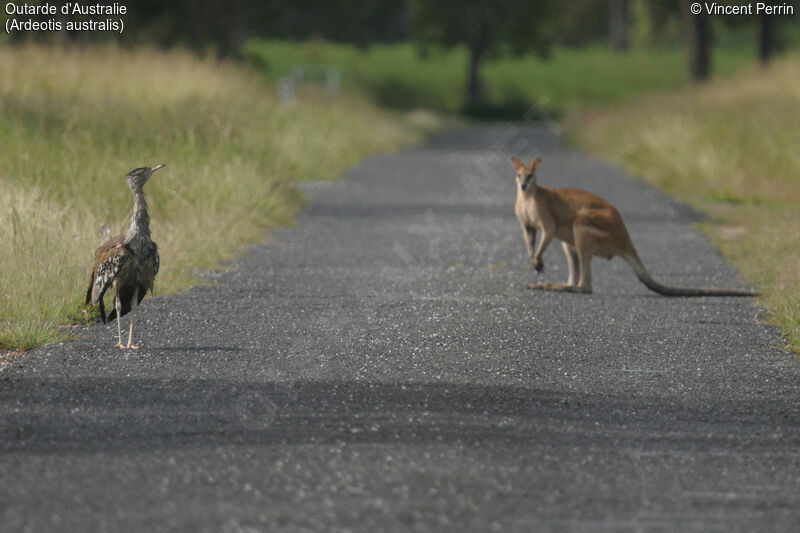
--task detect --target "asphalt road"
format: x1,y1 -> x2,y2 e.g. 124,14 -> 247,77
2,125 -> 799,532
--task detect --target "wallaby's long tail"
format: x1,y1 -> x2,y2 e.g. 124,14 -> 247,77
636,270 -> 758,297
622,252 -> 758,297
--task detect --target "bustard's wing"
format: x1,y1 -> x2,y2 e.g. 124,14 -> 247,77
106,240 -> 158,323
86,236 -> 128,323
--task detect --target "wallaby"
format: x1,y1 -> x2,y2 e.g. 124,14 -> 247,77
511,156 -> 757,297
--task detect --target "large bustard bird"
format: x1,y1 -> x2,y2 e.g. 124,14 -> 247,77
86,164 -> 165,349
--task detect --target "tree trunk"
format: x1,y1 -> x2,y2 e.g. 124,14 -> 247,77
609,0 -> 628,53
685,1 -> 711,82
758,11 -> 774,65
466,44 -> 484,108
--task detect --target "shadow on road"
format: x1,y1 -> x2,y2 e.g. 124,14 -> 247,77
2,378 -> 796,455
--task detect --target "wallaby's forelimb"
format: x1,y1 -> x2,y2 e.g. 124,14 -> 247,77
532,230 -> 553,273
520,224 -> 537,266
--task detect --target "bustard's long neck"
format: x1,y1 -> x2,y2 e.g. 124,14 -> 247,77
124,186 -> 150,244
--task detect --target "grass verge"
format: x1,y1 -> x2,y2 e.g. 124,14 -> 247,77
565,55 -> 800,352
0,44 -> 437,351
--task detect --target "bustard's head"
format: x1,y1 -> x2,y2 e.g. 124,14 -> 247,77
126,164 -> 165,190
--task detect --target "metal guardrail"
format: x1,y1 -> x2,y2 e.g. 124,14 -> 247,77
278,64 -> 341,104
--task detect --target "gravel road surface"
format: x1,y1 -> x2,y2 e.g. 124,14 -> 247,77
2,125 -> 798,532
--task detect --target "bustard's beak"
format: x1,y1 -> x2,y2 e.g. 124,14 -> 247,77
151,163 -> 166,172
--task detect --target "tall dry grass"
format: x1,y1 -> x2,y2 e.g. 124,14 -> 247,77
567,56 -> 800,351
0,44 -> 429,350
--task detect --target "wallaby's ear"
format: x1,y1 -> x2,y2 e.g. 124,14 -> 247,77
511,157 -> 523,170
530,157 -> 542,170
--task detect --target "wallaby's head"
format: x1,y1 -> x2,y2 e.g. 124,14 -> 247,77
511,157 -> 541,193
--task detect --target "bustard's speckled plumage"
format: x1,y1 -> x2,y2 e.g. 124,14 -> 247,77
86,164 -> 164,349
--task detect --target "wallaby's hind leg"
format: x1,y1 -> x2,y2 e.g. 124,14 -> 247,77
529,245 -> 589,292
530,230 -> 593,293
531,254 -> 593,293
571,224 -> 596,293
575,251 -> 593,293
562,242 -> 579,286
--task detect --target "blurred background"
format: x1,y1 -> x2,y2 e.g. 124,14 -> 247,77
3,1 -> 799,116
0,1 -> 798,353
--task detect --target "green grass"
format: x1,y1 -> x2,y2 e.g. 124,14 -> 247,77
0,44 -> 436,351
566,56 -> 800,352
243,40 -> 757,116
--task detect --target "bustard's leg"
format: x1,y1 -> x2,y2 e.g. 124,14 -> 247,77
127,286 -> 139,350
114,285 -> 125,349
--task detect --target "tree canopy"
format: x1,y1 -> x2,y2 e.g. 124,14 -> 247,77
410,0 -> 559,108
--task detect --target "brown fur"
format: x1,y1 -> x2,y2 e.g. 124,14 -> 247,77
512,156 -> 757,297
